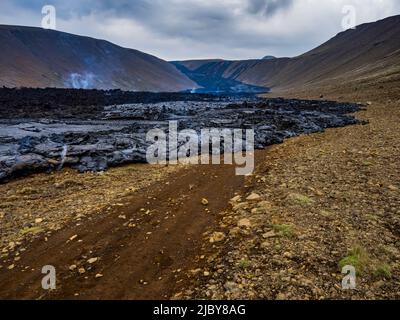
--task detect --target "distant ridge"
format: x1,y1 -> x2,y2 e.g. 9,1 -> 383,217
174,15 -> 400,92
262,56 -> 276,60
0,25 -> 197,92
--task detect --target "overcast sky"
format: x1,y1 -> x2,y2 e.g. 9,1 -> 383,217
0,0 -> 399,60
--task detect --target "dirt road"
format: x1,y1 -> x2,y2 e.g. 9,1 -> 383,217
0,161 -> 250,300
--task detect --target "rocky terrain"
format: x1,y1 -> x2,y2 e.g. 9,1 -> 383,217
0,14 -> 398,301
0,88 -> 362,182
171,81 -> 400,300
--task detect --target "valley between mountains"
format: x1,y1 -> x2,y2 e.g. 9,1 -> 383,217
0,15 -> 399,300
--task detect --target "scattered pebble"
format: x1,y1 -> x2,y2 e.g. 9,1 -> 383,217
237,218 -> 252,228
209,232 -> 226,243
87,257 -> 99,264
246,193 -> 261,201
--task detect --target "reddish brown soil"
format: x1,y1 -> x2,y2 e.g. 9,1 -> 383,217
0,162 -> 248,300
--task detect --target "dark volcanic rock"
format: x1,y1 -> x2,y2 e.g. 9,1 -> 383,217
0,88 -> 221,119
0,89 -> 364,182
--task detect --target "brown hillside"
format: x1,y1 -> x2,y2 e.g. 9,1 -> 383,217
176,15 -> 400,93
0,25 -> 197,92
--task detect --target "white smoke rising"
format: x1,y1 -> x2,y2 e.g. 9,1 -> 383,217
66,73 -> 96,89
58,145 -> 68,170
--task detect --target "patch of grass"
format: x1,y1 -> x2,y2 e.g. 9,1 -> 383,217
272,224 -> 294,237
374,264 -> 392,279
20,226 -> 43,235
362,161 -> 374,167
0,202 -> 14,209
338,247 -> 369,275
55,179 -> 85,189
320,210 -> 333,218
2,194 -> 19,202
238,260 -> 251,269
365,214 -> 380,222
18,187 -> 37,195
379,245 -> 399,259
289,193 -> 315,206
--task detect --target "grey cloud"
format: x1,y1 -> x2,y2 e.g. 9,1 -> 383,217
1,0 -> 399,60
247,0 -> 294,16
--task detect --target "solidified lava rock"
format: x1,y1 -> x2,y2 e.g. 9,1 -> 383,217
0,87 -> 220,119
0,88 -> 365,182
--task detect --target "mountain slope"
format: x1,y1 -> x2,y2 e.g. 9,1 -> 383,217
171,60 -> 269,93
0,25 -> 197,92
175,15 -> 400,92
